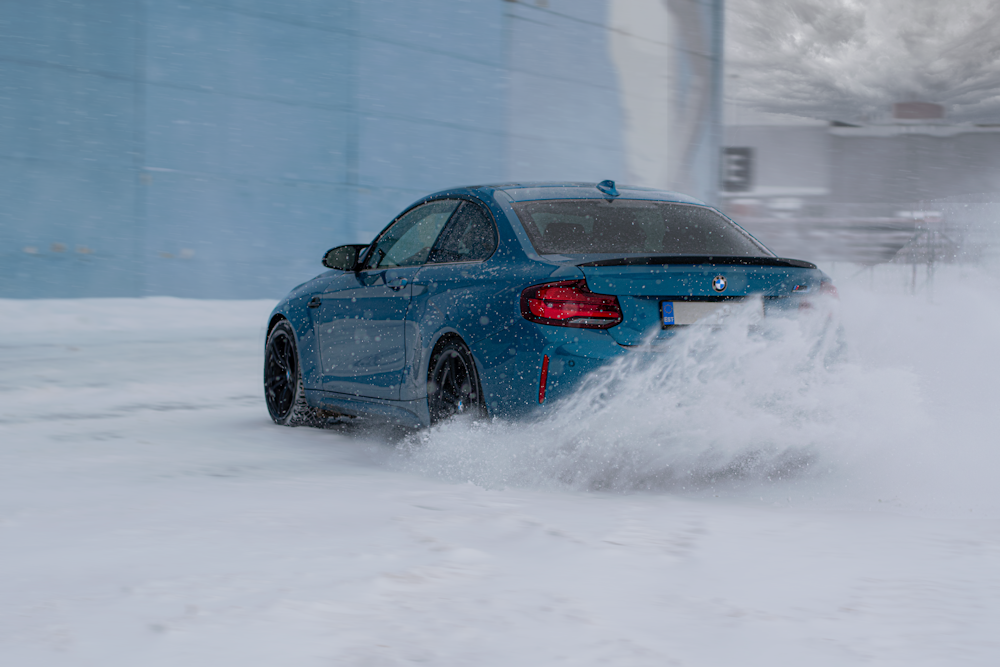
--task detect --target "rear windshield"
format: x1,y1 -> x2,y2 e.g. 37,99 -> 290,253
510,199 -> 772,257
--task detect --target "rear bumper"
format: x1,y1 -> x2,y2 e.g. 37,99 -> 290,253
478,295 -> 811,418
476,321 -> 630,418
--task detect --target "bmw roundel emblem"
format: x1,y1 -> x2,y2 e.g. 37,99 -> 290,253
712,275 -> 727,292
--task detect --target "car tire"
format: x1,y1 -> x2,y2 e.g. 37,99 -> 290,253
427,338 -> 487,425
264,320 -> 324,427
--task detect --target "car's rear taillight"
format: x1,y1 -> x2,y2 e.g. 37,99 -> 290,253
800,279 -> 839,311
520,280 -> 623,329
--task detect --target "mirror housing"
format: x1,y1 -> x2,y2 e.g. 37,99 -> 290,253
322,244 -> 368,271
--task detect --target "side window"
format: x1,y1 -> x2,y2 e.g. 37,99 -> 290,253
364,200 -> 461,270
427,201 -> 498,264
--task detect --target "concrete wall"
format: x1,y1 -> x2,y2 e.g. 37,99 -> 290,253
723,116 -> 1000,220
829,129 -> 1000,205
1,0 -> 722,299
505,0 -> 627,183
0,0 -> 144,297
723,125 -> 830,195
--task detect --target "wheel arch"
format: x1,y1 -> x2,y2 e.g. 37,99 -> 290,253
266,310 -> 320,390
424,329 -> 476,381
423,329 -> 487,405
263,315 -> 326,427
424,329 -> 489,422
266,313 -> 288,340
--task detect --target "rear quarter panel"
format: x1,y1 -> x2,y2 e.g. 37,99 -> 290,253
401,189 -> 593,416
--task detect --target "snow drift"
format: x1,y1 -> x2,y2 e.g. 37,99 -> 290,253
397,294 -> 923,494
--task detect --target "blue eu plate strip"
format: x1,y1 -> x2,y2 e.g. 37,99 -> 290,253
662,301 -> 674,326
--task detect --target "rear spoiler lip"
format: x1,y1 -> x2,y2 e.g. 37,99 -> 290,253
575,255 -> 817,270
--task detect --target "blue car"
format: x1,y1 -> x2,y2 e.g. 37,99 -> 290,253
264,181 -> 834,428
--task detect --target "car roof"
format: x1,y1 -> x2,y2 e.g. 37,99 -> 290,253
464,181 -> 707,206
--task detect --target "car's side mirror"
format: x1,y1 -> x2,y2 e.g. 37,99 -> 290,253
322,244 -> 368,271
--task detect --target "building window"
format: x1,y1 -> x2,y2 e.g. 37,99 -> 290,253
722,147 -> 754,192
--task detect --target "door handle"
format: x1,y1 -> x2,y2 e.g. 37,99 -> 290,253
386,277 -> 409,291
307,296 -> 322,308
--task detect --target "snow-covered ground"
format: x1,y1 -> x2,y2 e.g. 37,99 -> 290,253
2,264 -> 999,666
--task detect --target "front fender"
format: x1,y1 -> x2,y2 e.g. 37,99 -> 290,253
268,277 -> 326,389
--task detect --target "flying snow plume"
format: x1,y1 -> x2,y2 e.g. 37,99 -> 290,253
726,0 -> 1000,123
396,299 -> 923,494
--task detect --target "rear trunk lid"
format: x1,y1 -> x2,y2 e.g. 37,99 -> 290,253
576,257 -> 821,346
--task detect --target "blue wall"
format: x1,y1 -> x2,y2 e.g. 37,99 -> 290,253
0,0 -> 716,299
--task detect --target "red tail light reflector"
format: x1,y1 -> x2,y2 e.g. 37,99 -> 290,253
520,280 -> 623,329
538,354 -> 550,404
800,280 -> 840,310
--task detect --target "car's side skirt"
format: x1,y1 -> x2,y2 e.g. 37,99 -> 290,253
304,389 -> 429,428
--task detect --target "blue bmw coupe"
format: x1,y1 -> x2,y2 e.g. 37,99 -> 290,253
264,181 -> 834,428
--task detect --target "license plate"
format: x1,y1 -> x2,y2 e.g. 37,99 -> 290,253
660,301 -> 726,327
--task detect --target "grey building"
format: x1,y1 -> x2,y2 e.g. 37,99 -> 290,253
1,0 -> 724,299
722,103 -> 1000,218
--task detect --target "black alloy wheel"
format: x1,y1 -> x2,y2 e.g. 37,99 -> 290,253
427,339 -> 486,424
264,320 -> 321,426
